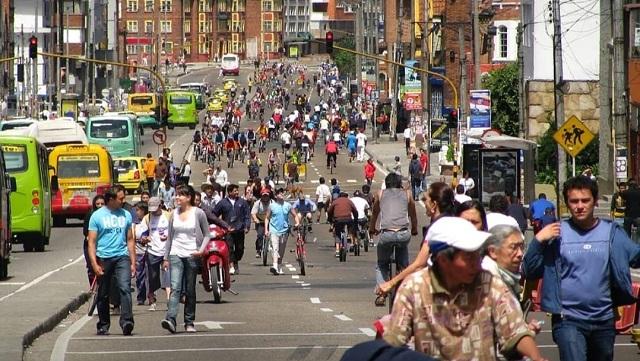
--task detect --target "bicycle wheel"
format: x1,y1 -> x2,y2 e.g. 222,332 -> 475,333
87,276 -> 99,316
261,236 -> 269,266
297,242 -> 306,276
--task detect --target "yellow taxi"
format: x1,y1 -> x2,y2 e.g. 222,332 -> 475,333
223,79 -> 237,91
213,89 -> 229,103
113,157 -> 147,194
208,97 -> 224,112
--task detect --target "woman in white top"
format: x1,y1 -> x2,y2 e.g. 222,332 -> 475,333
161,185 -> 210,334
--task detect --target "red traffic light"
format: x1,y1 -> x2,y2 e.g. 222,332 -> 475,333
29,36 -> 37,45
29,36 -> 38,59
326,31 -> 333,41
326,31 -> 334,54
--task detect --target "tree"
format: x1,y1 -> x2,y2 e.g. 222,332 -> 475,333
481,63 -> 520,136
333,37 -> 356,78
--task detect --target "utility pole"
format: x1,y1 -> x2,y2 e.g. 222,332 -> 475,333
458,25 -> 467,130
57,0 -> 63,110
598,0 -> 613,193
472,0 -> 481,89
355,4 -> 363,96
612,0 -> 626,192
32,0 -> 38,118
390,0 -> 403,140
421,0 -> 431,174
551,0 -> 566,215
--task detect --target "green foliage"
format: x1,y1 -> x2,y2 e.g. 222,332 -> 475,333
481,63 -> 520,136
446,144 -> 454,162
333,37 -> 356,77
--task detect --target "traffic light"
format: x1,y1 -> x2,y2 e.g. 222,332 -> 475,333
29,36 -> 37,59
17,64 -> 24,82
447,109 -> 458,128
326,31 -> 333,54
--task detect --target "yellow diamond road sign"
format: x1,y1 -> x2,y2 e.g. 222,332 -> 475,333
553,115 -> 595,158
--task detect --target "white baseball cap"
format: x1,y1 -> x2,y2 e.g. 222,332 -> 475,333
426,217 -> 492,253
486,212 -> 520,231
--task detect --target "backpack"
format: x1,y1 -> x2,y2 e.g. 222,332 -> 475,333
249,159 -> 260,177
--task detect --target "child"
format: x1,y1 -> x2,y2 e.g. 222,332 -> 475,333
331,178 -> 341,201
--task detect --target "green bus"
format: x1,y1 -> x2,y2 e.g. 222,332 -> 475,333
86,114 -> 143,157
0,136 -> 51,252
166,90 -> 198,129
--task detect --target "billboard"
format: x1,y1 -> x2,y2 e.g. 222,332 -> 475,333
469,90 -> 491,129
403,60 -> 421,110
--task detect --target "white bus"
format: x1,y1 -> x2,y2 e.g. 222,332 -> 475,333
221,53 -> 240,76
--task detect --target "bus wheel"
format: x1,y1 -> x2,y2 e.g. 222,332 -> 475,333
23,241 -> 34,252
0,258 -> 7,279
189,124 -> 196,130
168,125 -> 175,130
34,237 -> 45,252
53,216 -> 65,227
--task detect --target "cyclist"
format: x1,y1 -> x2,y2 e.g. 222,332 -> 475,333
350,190 -> 371,249
364,158 -> 376,186
247,151 -> 262,179
280,128 -> 292,155
293,194 -> 316,233
267,148 -> 282,181
325,138 -> 339,169
327,192 -> 358,258
315,177 -> 332,224
264,188 -> 301,275
247,128 -> 256,149
251,189 -> 273,258
285,156 -> 298,186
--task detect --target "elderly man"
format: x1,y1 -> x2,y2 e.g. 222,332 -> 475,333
384,217 -> 546,361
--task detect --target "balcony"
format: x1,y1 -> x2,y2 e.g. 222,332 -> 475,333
217,11 -> 230,20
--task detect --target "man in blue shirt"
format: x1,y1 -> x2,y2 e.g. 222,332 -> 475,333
529,193 -> 555,234
87,184 -> 136,336
293,194 -> 316,233
524,176 -> 640,361
265,188 -> 300,275
346,131 -> 357,162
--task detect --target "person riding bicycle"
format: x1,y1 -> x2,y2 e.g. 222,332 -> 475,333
293,194 -> 316,233
327,192 -> 358,258
280,129 -> 292,154
224,136 -> 236,159
350,190 -> 371,245
246,128 -> 256,148
247,151 -> 262,179
285,156 -> 298,185
325,139 -> 339,169
251,189 -> 273,259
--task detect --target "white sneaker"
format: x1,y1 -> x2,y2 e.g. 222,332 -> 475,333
229,266 -> 236,275
277,267 -> 284,275
147,303 -> 157,311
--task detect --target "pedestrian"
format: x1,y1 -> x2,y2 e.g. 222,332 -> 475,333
391,156 -> 401,175
460,170 -> 475,197
364,159 -> 376,186
610,182 -> 627,225
408,154 -> 422,201
133,202 -> 150,306
83,195 -> 105,286
178,159 -> 191,185
368,173 -> 418,300
403,127 -> 412,155
507,195 -> 529,234
453,184 -> 471,204
485,194 -> 520,231
524,176 -> 640,360
212,184 -> 251,275
384,217 -> 547,361
264,188 -> 300,275
621,178 -> 640,237
161,185 -> 210,334
144,197 -> 172,311
419,148 -> 429,191
86,185 -> 135,336
143,153 -> 157,194
529,193 -> 555,234
251,189 -> 273,258
315,177 -> 332,223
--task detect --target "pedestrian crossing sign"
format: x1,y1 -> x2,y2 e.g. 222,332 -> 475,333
553,115 -> 595,158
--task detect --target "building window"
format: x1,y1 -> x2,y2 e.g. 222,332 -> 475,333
198,35 -> 209,54
263,41 -> 272,53
184,42 -> 191,55
127,0 -> 138,12
184,20 -> 191,34
198,14 -> 211,32
160,20 -> 172,33
126,44 -> 138,55
160,0 -> 172,12
144,20 -> 153,33
165,42 -> 174,53
63,0 -> 82,14
126,20 -> 139,33
143,45 -> 152,54
199,0 -> 211,12
498,25 -> 508,59
263,20 -> 273,32
263,0 -> 273,11
144,0 -> 153,11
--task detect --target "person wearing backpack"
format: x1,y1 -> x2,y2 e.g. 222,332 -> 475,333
247,151 -> 261,179
408,154 -> 422,201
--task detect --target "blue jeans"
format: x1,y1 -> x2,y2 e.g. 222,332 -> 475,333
411,178 -> 421,200
96,255 -> 134,332
551,315 -> 615,361
165,255 -> 198,327
135,252 -> 148,304
375,229 -> 411,285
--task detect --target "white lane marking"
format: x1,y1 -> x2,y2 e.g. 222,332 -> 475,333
288,267 -> 297,272
295,281 -> 304,284
346,179 -> 357,183
168,130 -> 191,149
194,321 -> 245,330
310,180 -> 319,184
66,346 -> 354,354
72,332 -> 366,341
291,275 -> 300,279
50,315 -> 93,361
0,255 -> 84,303
238,181 -> 247,185
359,328 -> 377,337
320,308 -> 333,312
310,297 -> 321,304
302,287 -> 311,290
334,314 -> 353,321
301,283 -> 311,287
0,282 -> 26,286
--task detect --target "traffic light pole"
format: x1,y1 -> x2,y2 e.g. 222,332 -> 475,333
37,51 -> 169,145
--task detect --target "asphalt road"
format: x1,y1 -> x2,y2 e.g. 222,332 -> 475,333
10,63 -> 640,361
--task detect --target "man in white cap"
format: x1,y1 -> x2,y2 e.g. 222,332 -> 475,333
383,217 -> 547,361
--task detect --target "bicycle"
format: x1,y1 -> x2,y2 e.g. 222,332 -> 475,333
268,163 -> 280,184
260,230 -> 270,267
87,274 -> 99,316
357,219 -> 370,253
258,137 -> 267,153
294,227 -> 306,276
329,154 -> 336,174
334,221 -> 349,262
226,149 -> 235,168
374,243 -> 401,312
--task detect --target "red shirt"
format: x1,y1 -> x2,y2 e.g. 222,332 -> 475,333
325,141 -> 338,154
364,162 -> 376,179
420,152 -> 429,172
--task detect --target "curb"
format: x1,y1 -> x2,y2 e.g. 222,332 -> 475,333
22,291 -> 90,359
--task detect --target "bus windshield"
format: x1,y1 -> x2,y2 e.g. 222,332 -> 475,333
1,144 -> 27,172
130,96 -> 153,106
169,95 -> 193,105
89,119 -> 130,139
222,56 -> 236,63
57,154 -> 101,178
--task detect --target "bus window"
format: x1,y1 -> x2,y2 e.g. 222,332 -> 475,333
89,119 -> 130,139
130,95 -> 153,106
169,95 -> 194,105
57,155 -> 101,178
1,145 -> 28,172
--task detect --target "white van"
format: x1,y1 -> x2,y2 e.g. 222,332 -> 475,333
221,54 -> 239,76
12,120 -> 88,151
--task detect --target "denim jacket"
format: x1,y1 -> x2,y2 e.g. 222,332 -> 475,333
523,219 -> 640,315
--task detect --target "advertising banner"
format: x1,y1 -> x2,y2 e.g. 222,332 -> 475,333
469,90 -> 491,129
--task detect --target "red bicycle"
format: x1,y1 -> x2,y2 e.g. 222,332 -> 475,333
294,226 -> 306,276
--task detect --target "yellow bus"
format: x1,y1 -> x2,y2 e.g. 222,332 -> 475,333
127,93 -> 160,129
0,136 -> 51,252
166,90 -> 198,129
49,144 -> 114,227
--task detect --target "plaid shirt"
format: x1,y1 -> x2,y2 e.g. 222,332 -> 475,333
383,268 -> 533,360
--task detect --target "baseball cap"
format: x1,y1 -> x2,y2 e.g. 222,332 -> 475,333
148,197 -> 161,212
426,217 -> 491,253
486,212 -> 521,231
261,189 -> 271,196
